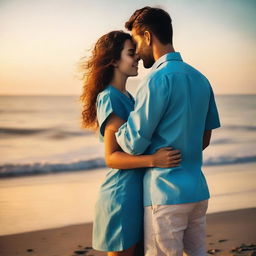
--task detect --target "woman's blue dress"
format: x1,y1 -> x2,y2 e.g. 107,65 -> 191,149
92,85 -> 144,252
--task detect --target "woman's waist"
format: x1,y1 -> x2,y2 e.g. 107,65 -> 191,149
101,168 -> 144,186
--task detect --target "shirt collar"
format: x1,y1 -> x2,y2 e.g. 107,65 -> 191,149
151,52 -> 183,71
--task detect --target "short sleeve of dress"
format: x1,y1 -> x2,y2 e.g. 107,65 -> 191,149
96,92 -> 127,138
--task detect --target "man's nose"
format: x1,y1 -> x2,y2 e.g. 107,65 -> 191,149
135,53 -> 140,61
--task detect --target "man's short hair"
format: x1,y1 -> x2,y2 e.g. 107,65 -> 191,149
125,6 -> 173,45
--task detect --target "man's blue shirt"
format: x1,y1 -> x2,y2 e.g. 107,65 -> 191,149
115,52 -> 221,206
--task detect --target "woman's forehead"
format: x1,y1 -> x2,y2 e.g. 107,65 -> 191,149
123,39 -> 136,50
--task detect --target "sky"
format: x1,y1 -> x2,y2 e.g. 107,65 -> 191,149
0,0 -> 255,95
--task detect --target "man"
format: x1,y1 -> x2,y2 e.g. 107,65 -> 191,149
115,6 -> 221,256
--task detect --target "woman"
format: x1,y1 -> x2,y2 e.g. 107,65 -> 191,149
80,31 -> 181,256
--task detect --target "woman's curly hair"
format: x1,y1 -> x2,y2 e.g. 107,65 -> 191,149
79,30 -> 132,130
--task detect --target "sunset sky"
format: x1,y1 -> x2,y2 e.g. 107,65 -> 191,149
0,0 -> 255,95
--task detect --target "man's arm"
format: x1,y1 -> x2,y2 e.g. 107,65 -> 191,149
203,82 -> 221,150
204,84 -> 221,131
202,130 -> 212,150
115,74 -> 171,155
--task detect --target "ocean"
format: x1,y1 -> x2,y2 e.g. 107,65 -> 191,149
0,95 -> 255,176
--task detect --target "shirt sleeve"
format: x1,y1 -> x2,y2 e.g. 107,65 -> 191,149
96,92 -> 126,138
204,85 -> 221,131
115,74 -> 171,155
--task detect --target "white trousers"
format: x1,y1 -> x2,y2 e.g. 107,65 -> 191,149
144,200 -> 208,256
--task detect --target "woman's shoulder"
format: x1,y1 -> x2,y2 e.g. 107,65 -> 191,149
97,86 -> 110,100
96,85 -> 122,107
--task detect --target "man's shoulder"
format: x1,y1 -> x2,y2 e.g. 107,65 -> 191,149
153,59 -> 206,79
182,61 -> 209,80
137,61 -> 211,93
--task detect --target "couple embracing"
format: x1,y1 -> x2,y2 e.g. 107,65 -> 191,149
80,6 -> 220,256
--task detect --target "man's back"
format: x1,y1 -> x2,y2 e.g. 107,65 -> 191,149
146,57 -> 213,161
143,52 -> 220,206
116,52 -> 221,206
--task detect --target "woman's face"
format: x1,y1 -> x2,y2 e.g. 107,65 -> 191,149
115,39 -> 139,77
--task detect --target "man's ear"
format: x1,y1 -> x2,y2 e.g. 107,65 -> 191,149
144,31 -> 152,46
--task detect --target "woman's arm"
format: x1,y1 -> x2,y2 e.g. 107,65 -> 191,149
104,113 -> 181,169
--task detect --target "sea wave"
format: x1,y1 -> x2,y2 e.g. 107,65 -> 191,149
0,127 -> 50,135
0,127 -> 91,138
0,158 -> 105,177
0,154 -> 255,178
203,155 -> 256,166
223,125 -> 256,131
210,138 -> 234,145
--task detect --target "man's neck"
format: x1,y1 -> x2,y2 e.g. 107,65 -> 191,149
153,43 -> 175,61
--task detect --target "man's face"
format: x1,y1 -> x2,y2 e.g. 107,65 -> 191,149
131,28 -> 155,69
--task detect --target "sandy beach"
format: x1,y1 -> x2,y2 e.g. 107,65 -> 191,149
0,208 -> 255,256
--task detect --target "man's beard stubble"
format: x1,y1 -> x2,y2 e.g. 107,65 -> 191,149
140,44 -> 155,69
142,51 -> 155,69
